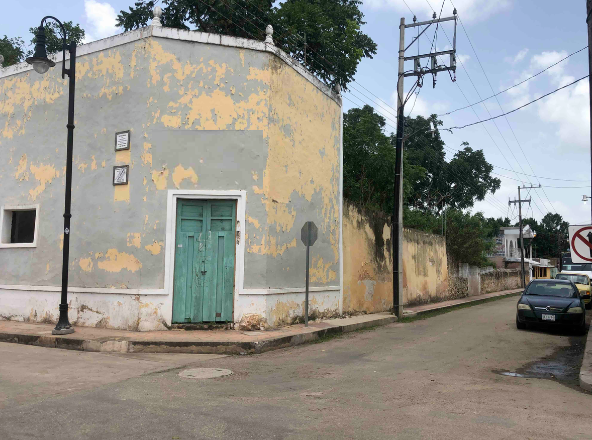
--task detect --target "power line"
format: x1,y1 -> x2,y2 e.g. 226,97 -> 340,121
438,46 -> 588,116
442,75 -> 589,131
446,1 -> 558,215
343,93 -> 509,215
215,0 -> 526,216
442,145 -> 590,182
490,172 -> 592,188
419,0 -> 539,208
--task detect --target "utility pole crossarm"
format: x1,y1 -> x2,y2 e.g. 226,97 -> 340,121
392,10 -> 459,319
508,184 -> 539,288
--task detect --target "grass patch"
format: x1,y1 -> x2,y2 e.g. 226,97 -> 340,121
400,292 -> 521,323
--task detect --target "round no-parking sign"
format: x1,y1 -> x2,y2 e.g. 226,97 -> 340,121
568,225 -> 592,263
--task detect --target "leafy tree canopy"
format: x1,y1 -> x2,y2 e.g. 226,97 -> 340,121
343,106 -> 500,216
518,213 -> 569,259
401,116 -> 501,213
116,0 -> 376,89
0,36 -> 25,67
404,208 -> 495,267
29,21 -> 86,55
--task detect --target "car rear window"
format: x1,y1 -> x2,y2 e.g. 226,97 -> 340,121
525,282 -> 576,298
556,274 -> 589,285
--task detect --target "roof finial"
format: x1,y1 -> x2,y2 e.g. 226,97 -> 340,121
265,25 -> 274,44
152,6 -> 163,27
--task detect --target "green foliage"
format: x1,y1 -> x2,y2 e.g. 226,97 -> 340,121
272,0 -> 377,89
343,105 -> 395,212
404,208 -> 495,267
116,0 -> 376,89
29,22 -> 85,55
401,116 -> 501,213
518,213 -> 569,258
343,105 -> 504,267
118,1 -> 271,38
0,36 -> 25,67
483,216 -> 511,238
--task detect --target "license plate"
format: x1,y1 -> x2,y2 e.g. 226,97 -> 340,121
542,314 -> 555,321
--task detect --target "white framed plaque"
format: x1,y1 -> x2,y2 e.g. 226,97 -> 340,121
113,165 -> 129,185
115,130 -> 130,151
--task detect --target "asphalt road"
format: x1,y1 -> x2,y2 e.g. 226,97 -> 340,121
1,296 -> 591,440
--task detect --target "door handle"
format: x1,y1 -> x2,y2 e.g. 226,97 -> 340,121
200,260 -> 207,275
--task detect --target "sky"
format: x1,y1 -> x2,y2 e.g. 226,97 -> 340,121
3,0 -> 592,226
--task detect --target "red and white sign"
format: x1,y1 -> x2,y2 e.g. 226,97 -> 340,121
569,225 -> 592,263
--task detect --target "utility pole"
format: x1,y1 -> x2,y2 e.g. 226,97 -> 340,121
393,11 -> 457,318
509,184 -> 539,287
587,0 -> 592,225
304,32 -> 307,66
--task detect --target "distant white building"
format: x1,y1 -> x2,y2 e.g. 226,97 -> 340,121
488,226 -> 555,279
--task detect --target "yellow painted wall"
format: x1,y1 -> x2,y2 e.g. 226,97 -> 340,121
343,203 -> 448,312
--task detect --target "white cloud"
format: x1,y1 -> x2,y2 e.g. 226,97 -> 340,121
536,77 -> 589,151
391,91 -> 448,118
505,48 -> 528,64
531,50 -> 568,78
365,0 -> 511,22
84,0 -> 118,42
457,53 -> 470,65
497,49 -> 588,148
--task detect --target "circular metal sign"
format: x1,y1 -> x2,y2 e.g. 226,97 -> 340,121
570,226 -> 592,263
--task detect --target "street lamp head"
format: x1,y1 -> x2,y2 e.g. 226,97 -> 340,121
26,25 -> 56,74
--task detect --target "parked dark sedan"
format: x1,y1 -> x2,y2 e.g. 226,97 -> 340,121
516,279 -> 586,334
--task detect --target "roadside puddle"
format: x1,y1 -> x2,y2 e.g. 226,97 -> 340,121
493,334 -> 589,392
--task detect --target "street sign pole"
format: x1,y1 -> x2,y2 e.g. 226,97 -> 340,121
305,223 -> 310,327
301,221 -> 318,327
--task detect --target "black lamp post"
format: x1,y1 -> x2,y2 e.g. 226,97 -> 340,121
27,17 -> 76,335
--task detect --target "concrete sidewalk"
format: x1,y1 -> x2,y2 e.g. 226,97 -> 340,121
404,288 -> 522,317
0,288 -> 521,355
579,320 -> 592,391
0,313 -> 397,355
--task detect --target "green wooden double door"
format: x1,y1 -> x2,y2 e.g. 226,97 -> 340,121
172,199 -> 236,323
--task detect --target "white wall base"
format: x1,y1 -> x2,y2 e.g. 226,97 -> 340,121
0,288 -> 169,331
236,288 -> 341,327
0,285 -> 341,331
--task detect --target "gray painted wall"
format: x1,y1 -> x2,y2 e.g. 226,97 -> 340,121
0,33 -> 341,293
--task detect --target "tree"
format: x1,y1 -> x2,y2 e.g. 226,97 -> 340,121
0,36 -> 25,67
404,208 -> 496,267
343,105 -> 395,213
29,21 -> 85,55
118,0 -> 271,38
518,213 -> 569,258
116,0 -> 377,89
401,116 -> 501,213
272,0 -> 377,88
444,210 -> 494,267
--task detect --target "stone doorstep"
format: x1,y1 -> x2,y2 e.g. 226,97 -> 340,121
0,314 -> 398,355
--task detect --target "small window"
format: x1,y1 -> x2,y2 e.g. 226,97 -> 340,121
1,205 -> 39,248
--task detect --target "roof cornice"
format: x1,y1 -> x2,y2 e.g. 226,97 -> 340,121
0,25 -> 341,106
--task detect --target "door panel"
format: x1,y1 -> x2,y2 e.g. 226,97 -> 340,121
172,199 -> 236,323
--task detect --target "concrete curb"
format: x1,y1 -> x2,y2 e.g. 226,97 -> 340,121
0,315 -> 397,355
579,321 -> 592,392
403,290 -> 523,318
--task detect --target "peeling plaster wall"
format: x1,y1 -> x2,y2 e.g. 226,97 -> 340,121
403,229 -> 448,305
0,32 -> 341,329
342,203 -> 448,312
0,288 -> 167,331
